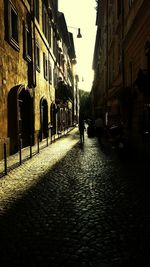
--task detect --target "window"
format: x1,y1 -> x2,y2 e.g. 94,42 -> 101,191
48,22 -> 52,47
7,1 -> 19,50
53,31 -> 57,57
42,4 -> 48,39
117,0 -> 121,18
24,24 -> 32,62
128,0 -> 134,8
48,61 -> 52,84
43,52 -> 48,80
53,66 -> 57,88
35,43 -> 40,72
34,0 -> 39,22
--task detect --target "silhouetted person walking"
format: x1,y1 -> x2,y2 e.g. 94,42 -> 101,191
79,117 -> 85,143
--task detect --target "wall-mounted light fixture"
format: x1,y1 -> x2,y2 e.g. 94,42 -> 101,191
68,26 -> 82,38
76,28 -> 82,38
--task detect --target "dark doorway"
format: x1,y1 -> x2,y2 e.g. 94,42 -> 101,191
50,103 -> 56,135
40,98 -> 48,140
18,89 -> 34,148
8,85 -> 34,154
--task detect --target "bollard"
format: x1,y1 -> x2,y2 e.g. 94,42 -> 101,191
50,130 -> 52,144
19,138 -> 22,165
58,131 -> 61,139
47,131 -> 49,146
30,135 -> 32,158
50,126 -> 53,144
37,135 -> 39,153
4,143 -> 7,175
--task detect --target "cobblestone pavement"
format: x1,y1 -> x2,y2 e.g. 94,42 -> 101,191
0,127 -> 150,267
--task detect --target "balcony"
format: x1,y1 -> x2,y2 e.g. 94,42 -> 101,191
56,80 -> 73,103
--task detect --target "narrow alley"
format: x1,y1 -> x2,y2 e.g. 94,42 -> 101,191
0,128 -> 150,267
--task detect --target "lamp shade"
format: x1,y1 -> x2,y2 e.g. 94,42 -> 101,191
77,28 -> 82,38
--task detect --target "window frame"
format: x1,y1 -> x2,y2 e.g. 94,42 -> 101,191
42,4 -> 48,40
48,60 -> 52,84
8,0 -> 19,51
53,66 -> 57,88
24,23 -> 32,62
34,0 -> 39,22
128,0 -> 134,8
43,52 -> 48,80
117,0 -> 121,19
35,42 -> 40,72
48,21 -> 52,47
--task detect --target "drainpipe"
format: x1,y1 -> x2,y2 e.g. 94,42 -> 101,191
121,0 -> 125,90
121,0 -> 125,123
32,0 -> 36,88
31,0 -> 36,143
106,0 -> 109,123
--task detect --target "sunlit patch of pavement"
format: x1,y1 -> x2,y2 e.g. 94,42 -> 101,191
0,128 -> 79,213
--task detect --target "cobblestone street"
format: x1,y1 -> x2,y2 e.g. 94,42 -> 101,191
0,127 -> 150,267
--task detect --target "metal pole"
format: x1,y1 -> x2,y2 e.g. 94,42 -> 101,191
50,126 -> 53,144
47,130 -> 49,146
4,143 -> 7,175
37,135 -> 39,153
19,138 -> 22,165
30,135 -> 32,158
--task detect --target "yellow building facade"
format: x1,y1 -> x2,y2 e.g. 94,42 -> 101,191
0,0 -> 77,159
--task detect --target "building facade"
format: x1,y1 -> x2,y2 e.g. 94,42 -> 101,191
92,0 -> 150,154
0,0 -> 77,159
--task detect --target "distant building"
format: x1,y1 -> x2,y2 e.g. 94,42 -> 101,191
74,74 -> 80,124
0,0 -> 77,159
92,0 -> 150,155
56,12 -> 76,133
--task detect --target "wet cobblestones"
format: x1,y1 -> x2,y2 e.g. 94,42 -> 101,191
0,127 -> 150,266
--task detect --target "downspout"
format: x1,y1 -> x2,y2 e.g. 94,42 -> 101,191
32,0 -> 36,88
31,0 -> 36,142
121,0 -> 125,123
106,0 -> 109,124
121,0 -> 125,90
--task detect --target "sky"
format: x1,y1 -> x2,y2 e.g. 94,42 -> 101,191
58,0 -> 97,92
